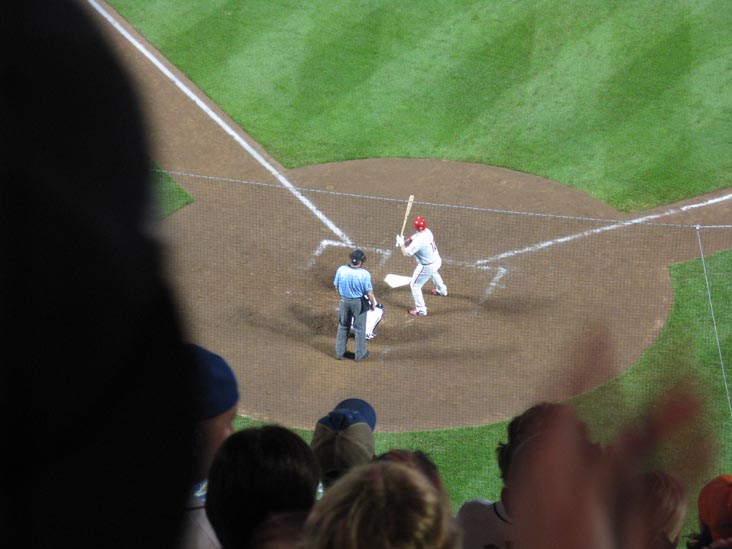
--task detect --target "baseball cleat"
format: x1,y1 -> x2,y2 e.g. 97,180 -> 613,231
408,309 -> 427,316
366,333 -> 376,340
431,289 -> 447,296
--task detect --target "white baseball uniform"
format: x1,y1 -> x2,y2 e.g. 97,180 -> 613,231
404,228 -> 447,314
350,298 -> 384,339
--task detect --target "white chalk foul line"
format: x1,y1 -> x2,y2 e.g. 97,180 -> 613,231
681,193 -> 732,211
87,0 -> 351,246
477,193 -> 732,265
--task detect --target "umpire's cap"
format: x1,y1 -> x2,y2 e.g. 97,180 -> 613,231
350,249 -> 366,265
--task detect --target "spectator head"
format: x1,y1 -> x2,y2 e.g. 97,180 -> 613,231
187,343 -> 239,482
697,475 -> 732,543
310,398 -> 376,489
374,449 -> 446,497
639,470 -> 687,548
301,461 -> 461,549
206,425 -> 320,549
497,402 -> 598,485
249,510 -> 309,549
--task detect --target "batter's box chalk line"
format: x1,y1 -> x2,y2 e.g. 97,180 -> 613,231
310,240 -> 509,297
481,267 -> 508,303
440,259 -> 510,299
307,240 -> 392,268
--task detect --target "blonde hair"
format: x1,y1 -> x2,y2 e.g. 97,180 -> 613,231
300,461 -> 460,549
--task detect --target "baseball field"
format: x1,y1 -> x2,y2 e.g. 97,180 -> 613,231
90,0 -> 731,528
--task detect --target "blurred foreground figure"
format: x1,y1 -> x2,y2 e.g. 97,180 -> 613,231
0,1 -> 196,546
509,391 -> 706,549
459,401 -> 600,549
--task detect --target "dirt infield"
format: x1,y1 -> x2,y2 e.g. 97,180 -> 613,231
88,2 -> 732,432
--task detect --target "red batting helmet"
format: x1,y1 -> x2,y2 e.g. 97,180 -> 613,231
413,216 -> 426,231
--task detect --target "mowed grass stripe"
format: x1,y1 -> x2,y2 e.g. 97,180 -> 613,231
108,0 -> 732,211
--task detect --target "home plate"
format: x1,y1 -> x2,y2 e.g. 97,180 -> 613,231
384,274 -> 411,288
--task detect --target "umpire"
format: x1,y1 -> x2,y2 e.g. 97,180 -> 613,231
334,249 -> 378,361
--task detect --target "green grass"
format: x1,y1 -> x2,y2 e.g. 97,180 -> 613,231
152,165 -> 193,217
109,0 -> 732,211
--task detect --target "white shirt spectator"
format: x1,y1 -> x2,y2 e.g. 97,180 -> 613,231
457,499 -> 512,549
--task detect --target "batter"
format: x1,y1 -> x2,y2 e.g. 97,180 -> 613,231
396,216 -> 448,316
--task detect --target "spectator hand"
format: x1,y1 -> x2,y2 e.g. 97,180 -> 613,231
508,325 -> 710,549
510,390 -> 705,549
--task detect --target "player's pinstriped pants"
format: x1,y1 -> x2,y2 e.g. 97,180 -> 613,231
410,258 -> 447,314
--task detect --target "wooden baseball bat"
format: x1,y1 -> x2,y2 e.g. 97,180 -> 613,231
400,195 -> 415,237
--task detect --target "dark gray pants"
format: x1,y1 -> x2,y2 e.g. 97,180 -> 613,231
336,297 -> 367,360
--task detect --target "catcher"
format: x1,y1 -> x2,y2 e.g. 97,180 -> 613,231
350,296 -> 384,340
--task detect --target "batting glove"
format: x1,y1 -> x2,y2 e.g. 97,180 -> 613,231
395,234 -> 404,247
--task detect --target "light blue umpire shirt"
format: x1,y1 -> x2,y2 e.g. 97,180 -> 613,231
334,265 -> 373,298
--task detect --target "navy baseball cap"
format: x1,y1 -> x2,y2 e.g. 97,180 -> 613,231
350,249 -> 366,265
186,343 -> 239,421
331,398 -> 377,430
